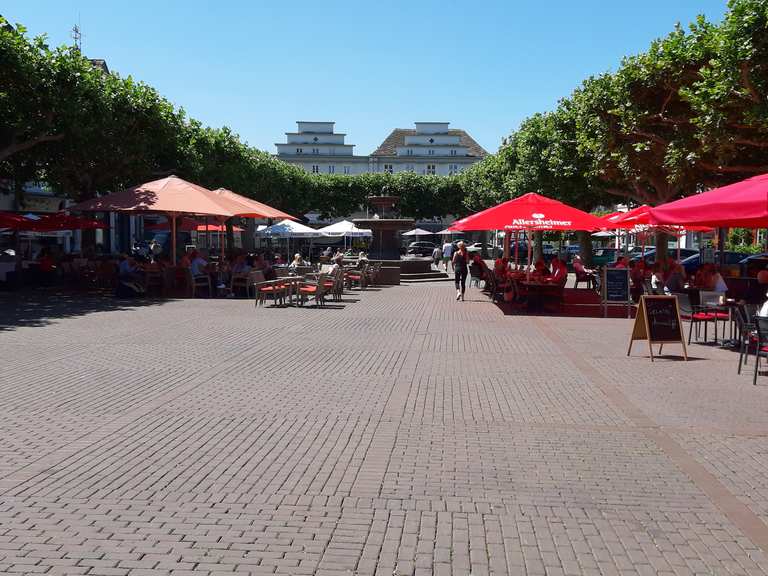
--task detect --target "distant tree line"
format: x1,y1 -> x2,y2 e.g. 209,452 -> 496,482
2,0 -> 767,232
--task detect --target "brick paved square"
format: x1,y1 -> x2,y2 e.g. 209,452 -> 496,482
2,284 -> 768,575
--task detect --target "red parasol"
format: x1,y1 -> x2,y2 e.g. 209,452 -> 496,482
650,173 -> 768,228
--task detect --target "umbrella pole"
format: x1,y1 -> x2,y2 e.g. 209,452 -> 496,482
171,213 -> 177,265
527,229 -> 532,281
514,231 -> 519,270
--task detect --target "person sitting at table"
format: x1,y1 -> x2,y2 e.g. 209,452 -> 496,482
694,263 -> 715,289
650,263 -> 664,294
664,262 -> 686,294
628,261 -> 644,302
549,255 -> 568,286
614,256 -> 628,269
531,258 -> 550,281
190,250 -> 208,278
179,249 -> 192,268
231,254 -> 251,275
253,252 -> 276,280
288,253 -> 308,269
36,247 -> 57,286
712,266 -> 729,293
469,253 -> 486,283
273,253 -> 285,266
117,254 -> 145,296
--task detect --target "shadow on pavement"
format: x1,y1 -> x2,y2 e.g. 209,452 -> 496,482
0,290 -> 173,332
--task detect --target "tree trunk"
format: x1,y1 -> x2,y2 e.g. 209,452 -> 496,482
655,232 -> 669,265
533,231 -> 543,261
243,219 -> 256,252
225,219 -> 235,255
577,231 -> 593,267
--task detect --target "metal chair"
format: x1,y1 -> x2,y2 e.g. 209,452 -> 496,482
752,315 -> 768,385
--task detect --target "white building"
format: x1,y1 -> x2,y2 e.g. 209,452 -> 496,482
274,121 -> 369,175
369,122 -> 487,175
275,121 -> 487,176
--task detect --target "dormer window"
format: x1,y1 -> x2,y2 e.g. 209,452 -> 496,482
450,149 -> 457,156
296,148 -> 303,154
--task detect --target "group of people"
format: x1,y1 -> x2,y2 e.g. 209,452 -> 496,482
613,256 -> 728,301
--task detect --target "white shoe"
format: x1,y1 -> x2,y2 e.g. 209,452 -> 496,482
456,292 -> 461,301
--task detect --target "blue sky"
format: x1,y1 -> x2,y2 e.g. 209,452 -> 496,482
4,1 -> 728,156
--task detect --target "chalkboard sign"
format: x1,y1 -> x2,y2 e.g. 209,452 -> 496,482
627,295 -> 687,361
602,268 -> 630,303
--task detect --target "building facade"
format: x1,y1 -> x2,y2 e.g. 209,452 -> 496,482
274,121 -> 370,175
276,121 -> 487,176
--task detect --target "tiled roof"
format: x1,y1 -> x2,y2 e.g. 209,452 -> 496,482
371,129 -> 488,158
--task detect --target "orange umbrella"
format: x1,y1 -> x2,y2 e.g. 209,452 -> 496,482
211,188 -> 296,220
70,176 -> 237,264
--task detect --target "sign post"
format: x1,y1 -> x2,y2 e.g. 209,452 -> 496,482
602,267 -> 631,318
627,295 -> 687,361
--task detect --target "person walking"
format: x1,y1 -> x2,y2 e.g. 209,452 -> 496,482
452,241 -> 469,301
442,239 -> 454,272
431,245 -> 442,270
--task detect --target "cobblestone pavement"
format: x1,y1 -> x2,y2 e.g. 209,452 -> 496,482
2,284 -> 768,575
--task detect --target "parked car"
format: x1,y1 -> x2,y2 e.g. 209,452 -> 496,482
739,253 -> 768,277
681,251 -> 751,276
466,242 -> 503,258
592,247 -> 621,267
625,247 -> 698,266
406,241 -> 436,257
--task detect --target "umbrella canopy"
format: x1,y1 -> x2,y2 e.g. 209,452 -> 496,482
0,211 -> 107,231
436,228 -> 461,235
603,205 -> 711,233
449,193 -> 606,231
145,217 -> 198,232
650,173 -> 768,228
70,175 -> 235,218
259,219 -> 321,238
402,228 -> 434,236
210,188 -> 297,220
316,220 -> 372,238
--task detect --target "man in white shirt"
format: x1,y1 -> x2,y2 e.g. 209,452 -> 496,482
442,241 -> 454,272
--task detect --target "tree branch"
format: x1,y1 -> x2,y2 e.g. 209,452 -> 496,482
740,62 -> 761,104
0,132 -> 65,162
698,161 -> 768,173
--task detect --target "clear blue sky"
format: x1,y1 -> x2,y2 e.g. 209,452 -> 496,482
4,0 -> 728,156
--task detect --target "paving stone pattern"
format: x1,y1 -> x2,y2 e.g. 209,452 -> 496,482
2,285 -> 768,575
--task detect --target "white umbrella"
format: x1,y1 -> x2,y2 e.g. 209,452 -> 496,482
316,220 -> 372,238
592,230 -> 616,238
258,219 -> 321,238
402,228 -> 434,236
436,228 -> 461,235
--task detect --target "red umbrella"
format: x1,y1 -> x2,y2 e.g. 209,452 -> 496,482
650,173 -> 768,228
0,212 -> 106,231
450,193 -> 606,232
450,193 -> 606,272
0,212 -> 34,230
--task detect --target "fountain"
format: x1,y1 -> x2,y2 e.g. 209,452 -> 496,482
353,194 -> 413,260
353,193 -> 442,283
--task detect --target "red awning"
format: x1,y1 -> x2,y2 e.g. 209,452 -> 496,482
650,173 -> 768,228
449,193 -> 606,232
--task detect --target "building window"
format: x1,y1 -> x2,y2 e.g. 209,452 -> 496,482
450,149 -> 457,156
343,166 -> 351,174
384,164 -> 393,174
428,149 -> 435,156
296,148 -> 303,154
426,164 -> 436,175
328,165 -> 335,174
406,149 -> 413,156
311,165 -> 319,174
312,148 -> 319,155
449,163 -> 459,175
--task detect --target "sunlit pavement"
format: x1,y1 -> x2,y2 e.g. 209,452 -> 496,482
2,283 -> 768,575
